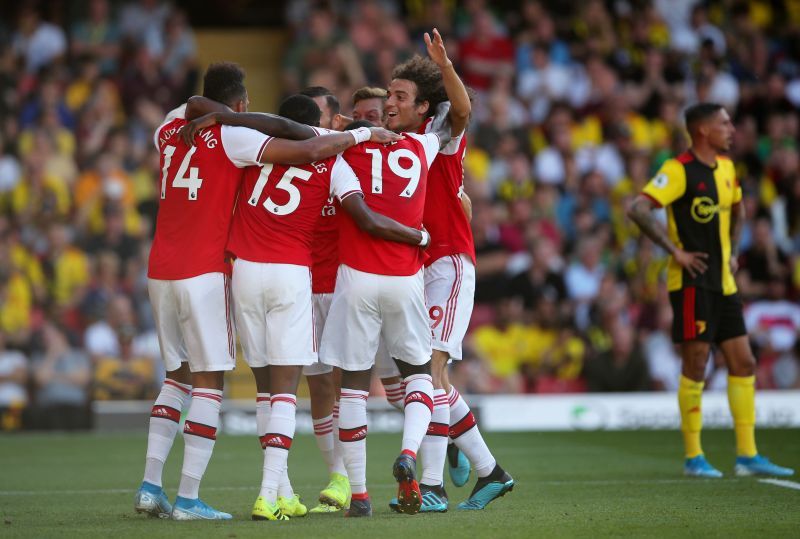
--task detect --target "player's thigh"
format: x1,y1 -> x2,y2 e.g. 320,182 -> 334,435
148,278 -> 188,373
303,293 -> 334,376
319,265 -> 382,371
380,269 -> 432,367
176,272 -> 236,372
715,293 -> 753,375
425,255 -> 475,361
263,264 -> 316,366
715,293 -> 749,347
374,337 -> 400,378
232,259 -> 268,368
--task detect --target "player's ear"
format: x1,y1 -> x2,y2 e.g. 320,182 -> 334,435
416,100 -> 430,118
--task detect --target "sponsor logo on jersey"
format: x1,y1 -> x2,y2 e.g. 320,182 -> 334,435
691,197 -> 730,224
652,173 -> 669,188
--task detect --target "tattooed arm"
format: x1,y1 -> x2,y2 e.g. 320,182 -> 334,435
627,195 -> 709,278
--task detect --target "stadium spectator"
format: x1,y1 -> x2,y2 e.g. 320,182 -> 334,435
11,5 -> 67,75
0,331 -> 28,430
31,322 -> 91,430
583,322 -> 651,392
70,0 -> 120,75
738,216 -> 791,300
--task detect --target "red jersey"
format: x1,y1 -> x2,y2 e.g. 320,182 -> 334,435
420,119 -> 476,266
310,198 -> 339,293
148,105 -> 271,280
339,133 -> 440,276
227,154 -> 361,266
309,128 -> 345,294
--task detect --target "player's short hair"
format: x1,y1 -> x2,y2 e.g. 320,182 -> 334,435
278,94 -> 322,127
352,86 -> 388,105
202,62 -> 247,107
684,102 -> 724,134
344,120 -> 374,130
391,55 -> 448,115
300,86 -> 341,115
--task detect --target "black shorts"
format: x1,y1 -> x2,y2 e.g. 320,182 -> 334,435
669,287 -> 747,344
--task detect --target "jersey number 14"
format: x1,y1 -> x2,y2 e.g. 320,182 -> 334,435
160,145 -> 203,200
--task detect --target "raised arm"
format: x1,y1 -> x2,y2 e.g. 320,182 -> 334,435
627,195 -> 708,278
429,101 -> 453,150
180,108 -> 317,146
425,28 -> 471,136
260,127 -> 402,165
340,194 -> 428,247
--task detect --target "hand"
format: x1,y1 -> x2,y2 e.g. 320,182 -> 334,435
420,227 -> 430,249
179,113 -> 218,147
730,256 -> 739,275
368,127 -> 404,143
673,249 -> 709,278
424,28 -> 451,68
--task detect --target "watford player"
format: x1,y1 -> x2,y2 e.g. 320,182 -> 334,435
628,103 -> 794,479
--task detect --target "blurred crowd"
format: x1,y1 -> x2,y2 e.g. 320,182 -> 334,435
0,0 -> 196,429
282,0 -> 800,395
1,0 -> 800,431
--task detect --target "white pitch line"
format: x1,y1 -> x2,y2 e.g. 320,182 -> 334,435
0,478 -> 733,496
759,478 -> 800,491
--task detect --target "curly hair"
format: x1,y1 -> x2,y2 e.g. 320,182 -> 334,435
202,62 -> 246,107
391,55 -> 448,116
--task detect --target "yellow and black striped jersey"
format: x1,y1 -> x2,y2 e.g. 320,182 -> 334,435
642,151 -> 742,296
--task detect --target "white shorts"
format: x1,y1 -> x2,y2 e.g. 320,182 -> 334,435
424,254 -> 475,361
303,293 -> 334,376
148,273 -> 235,373
320,265 -> 431,372
233,259 -> 316,368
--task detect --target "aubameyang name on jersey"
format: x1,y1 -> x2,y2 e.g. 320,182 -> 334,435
159,126 -> 218,148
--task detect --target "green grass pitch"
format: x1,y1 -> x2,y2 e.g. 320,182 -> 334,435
1,429 -> 799,538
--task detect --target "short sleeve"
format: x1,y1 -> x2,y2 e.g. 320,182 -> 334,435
642,159 -> 686,207
405,133 -> 440,168
424,117 -> 464,156
221,125 -> 272,168
153,104 -> 187,150
730,162 -> 743,204
330,154 -> 362,202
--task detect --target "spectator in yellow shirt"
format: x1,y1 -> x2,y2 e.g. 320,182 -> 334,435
44,223 -> 90,309
11,157 -> 70,224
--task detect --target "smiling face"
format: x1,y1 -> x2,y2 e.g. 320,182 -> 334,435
353,97 -> 385,127
385,79 -> 429,133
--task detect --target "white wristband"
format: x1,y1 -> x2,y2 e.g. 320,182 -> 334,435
418,229 -> 430,247
349,127 -> 371,145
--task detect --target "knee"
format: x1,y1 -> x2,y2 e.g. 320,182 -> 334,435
395,359 -> 431,379
729,356 -> 756,377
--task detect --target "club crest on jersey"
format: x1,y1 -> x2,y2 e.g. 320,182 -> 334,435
696,320 -> 707,334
